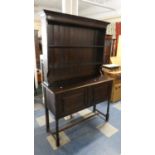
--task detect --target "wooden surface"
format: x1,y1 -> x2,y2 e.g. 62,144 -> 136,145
41,10 -> 109,86
41,10 -> 113,146
103,68 -> 121,102
43,76 -> 112,118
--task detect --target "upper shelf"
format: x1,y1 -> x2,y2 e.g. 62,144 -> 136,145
48,45 -> 104,48
49,62 -> 103,69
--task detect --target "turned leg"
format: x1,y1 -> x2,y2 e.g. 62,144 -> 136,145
56,119 -> 60,147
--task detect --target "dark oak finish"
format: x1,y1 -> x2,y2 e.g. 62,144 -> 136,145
41,10 -> 113,147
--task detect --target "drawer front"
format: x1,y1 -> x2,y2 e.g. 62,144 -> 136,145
93,81 -> 112,104
57,88 -> 87,117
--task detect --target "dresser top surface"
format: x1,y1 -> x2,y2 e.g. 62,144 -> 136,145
43,76 -> 113,94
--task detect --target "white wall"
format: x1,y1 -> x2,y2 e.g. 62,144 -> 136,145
102,16 -> 121,23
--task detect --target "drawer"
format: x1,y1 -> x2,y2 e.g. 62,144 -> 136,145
57,88 -> 87,117
92,81 -> 112,104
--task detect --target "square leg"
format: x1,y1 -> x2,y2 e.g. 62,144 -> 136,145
43,86 -> 50,132
93,104 -> 96,112
56,119 -> 60,147
106,101 -> 110,122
